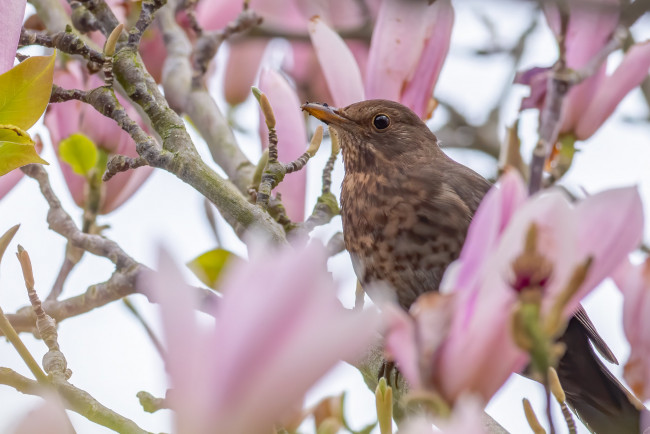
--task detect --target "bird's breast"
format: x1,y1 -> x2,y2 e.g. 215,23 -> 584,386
341,172 -> 466,308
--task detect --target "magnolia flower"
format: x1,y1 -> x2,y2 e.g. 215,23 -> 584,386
141,242 -> 380,434
0,0 -> 28,200
612,258 -> 650,401
309,0 -> 453,118
516,0 -> 650,140
258,68 -> 309,221
44,62 -> 153,214
386,171 -> 644,404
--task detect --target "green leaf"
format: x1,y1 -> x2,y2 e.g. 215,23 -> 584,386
0,141 -> 49,176
0,125 -> 34,145
59,133 -> 99,176
187,248 -> 235,288
0,53 -> 55,130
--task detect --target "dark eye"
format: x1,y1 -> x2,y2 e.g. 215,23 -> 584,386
373,114 -> 390,130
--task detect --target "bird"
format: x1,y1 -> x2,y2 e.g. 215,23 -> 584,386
302,99 -> 644,433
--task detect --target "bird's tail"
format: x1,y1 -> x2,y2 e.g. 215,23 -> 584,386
558,315 -> 646,434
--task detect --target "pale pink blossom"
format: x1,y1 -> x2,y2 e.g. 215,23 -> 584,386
386,171 -> 644,404
309,0 -> 453,118
0,0 -> 25,75
142,242 -> 380,434
0,0 -> 28,199
517,0 -> 650,140
612,258 -> 650,401
12,395 -> 73,434
258,68 -> 308,221
308,16 -> 365,107
44,62 -> 153,214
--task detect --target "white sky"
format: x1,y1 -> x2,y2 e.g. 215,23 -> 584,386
1,1 -> 649,433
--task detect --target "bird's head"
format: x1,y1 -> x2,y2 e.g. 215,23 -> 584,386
301,99 -> 441,171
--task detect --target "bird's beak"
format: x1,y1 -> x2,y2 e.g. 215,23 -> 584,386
301,103 -> 348,126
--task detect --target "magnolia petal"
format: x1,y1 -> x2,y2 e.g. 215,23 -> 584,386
140,250 -> 217,434
13,395 -> 73,434
196,0 -> 242,31
0,0 -> 25,74
223,41 -> 267,105
400,0 -> 454,118
576,41 -> 650,139
514,67 -> 550,111
569,186 -> 644,315
447,170 -> 527,292
612,259 -> 650,401
365,0 -> 434,101
0,169 -> 24,200
206,242 -> 380,433
259,68 -> 308,221
308,16 -> 365,107
384,303 -> 423,388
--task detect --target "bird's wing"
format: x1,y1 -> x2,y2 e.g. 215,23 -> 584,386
573,304 -> 618,365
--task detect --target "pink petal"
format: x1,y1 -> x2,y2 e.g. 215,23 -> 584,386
196,0 -> 242,31
514,67 -> 551,111
139,250 -> 217,434
384,303 -> 423,388
206,242 -> 380,433
308,16 -> 365,107
365,0 -> 437,101
612,259 -> 650,401
295,0 -> 367,30
13,395 -> 73,434
400,0 -> 454,118
0,0 -> 25,74
447,170 -> 527,292
560,0 -> 619,131
223,41 -> 267,105
259,68 -> 308,221
568,186 -> 644,314
576,41 -> 650,139
437,268 -> 526,403
0,169 -> 24,200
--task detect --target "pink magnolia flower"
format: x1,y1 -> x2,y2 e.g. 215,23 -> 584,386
309,0 -> 453,118
385,171 -> 644,404
44,62 -> 153,214
258,68 -> 309,221
516,0 -> 650,140
0,0 -> 28,200
612,258 -> 650,401
141,242 -> 380,434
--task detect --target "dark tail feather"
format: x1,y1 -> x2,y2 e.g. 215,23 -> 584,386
558,316 -> 643,434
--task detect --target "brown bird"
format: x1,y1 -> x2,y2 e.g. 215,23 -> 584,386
302,99 -> 644,433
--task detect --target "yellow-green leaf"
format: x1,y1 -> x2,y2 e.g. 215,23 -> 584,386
59,133 -> 99,176
187,248 -> 235,288
0,52 -> 55,130
0,125 -> 34,145
0,141 -> 48,176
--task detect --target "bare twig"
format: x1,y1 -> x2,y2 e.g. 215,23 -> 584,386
127,0 -> 166,47
20,27 -> 105,64
192,8 -> 263,82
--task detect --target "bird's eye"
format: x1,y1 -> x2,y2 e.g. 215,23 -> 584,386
373,114 -> 390,130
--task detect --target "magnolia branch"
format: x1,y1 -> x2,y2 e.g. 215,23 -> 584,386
8,165 -> 218,335
19,27 -> 105,65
